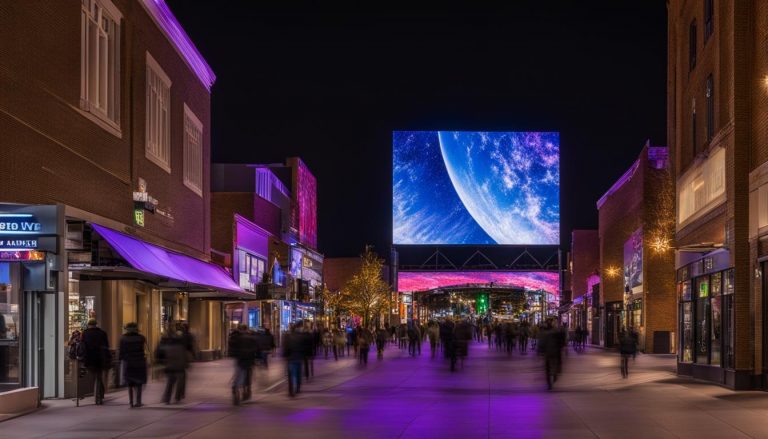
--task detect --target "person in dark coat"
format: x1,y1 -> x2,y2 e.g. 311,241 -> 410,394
619,328 -> 638,378
228,324 -> 258,405
119,322 -> 147,408
282,322 -> 306,397
82,319 -> 110,405
155,331 -> 188,404
537,319 -> 564,390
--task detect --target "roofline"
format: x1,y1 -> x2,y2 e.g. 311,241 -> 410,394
596,159 -> 639,209
138,0 -> 216,92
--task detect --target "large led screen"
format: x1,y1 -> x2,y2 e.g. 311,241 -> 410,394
398,271 -> 559,295
393,131 -> 559,245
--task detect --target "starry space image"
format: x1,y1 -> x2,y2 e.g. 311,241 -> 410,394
393,131 -> 560,245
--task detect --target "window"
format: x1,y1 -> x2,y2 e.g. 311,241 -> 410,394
689,20 -> 697,71
238,250 -> 266,292
145,53 -> 171,172
183,105 -> 203,196
704,0 -> 714,41
695,277 -> 710,363
692,98 -> 697,155
681,302 -> 693,363
678,146 -> 725,224
706,75 -> 714,142
80,0 -> 121,132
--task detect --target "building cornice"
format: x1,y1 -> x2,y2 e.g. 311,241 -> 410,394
138,0 -> 216,92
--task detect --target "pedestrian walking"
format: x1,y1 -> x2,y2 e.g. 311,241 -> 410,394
427,321 -> 439,359
537,319 -> 564,390
156,330 -> 188,405
118,322 -> 147,408
619,328 -> 638,378
82,319 -> 110,405
177,322 -> 196,400
282,323 -> 305,397
375,326 -> 388,360
228,324 -> 258,405
357,326 -> 372,366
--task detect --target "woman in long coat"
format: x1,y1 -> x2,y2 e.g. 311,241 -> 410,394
119,322 -> 147,408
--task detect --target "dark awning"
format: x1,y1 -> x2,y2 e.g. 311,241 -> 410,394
90,224 -> 252,299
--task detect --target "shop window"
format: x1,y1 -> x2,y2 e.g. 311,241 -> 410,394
80,0 -> 122,134
0,263 -> 20,388
681,302 -> 693,362
695,277 -> 710,363
711,294 -> 722,366
238,250 -> 266,292
722,293 -> 735,368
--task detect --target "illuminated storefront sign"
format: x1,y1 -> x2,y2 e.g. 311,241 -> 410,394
0,250 -> 45,261
0,214 -> 42,234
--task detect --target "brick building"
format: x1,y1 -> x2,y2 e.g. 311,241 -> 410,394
564,230 -> 600,341
597,144 -> 676,353
668,0 -> 768,388
0,0 -> 244,405
211,161 -> 323,337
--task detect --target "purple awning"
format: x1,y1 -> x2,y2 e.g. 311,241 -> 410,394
92,224 -> 245,295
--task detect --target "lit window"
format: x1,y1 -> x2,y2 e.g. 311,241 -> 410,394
678,147 -> 725,224
145,53 -> 171,172
80,0 -> 121,132
183,104 -> 203,196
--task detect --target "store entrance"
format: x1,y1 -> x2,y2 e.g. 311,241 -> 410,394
24,290 -> 57,398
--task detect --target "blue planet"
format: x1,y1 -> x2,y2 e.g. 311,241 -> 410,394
393,131 -> 559,245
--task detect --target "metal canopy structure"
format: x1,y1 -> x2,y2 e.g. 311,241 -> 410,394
394,246 -> 561,272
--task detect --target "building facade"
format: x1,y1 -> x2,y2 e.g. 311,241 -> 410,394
565,230 -> 600,342
211,160 -> 323,341
0,0 -> 244,403
597,145 -> 676,353
668,0 -> 768,388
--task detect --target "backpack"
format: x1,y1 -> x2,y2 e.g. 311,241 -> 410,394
68,332 -> 86,361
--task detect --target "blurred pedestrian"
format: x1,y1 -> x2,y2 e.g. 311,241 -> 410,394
177,322 -> 196,400
619,328 -> 638,378
357,325 -> 372,366
228,324 -> 258,405
282,323 -> 305,397
82,319 -> 110,405
156,330 -> 188,405
427,321 -> 439,359
375,326 -> 388,360
119,322 -> 147,408
537,319 -> 564,390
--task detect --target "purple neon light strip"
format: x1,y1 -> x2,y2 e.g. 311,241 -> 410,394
139,0 -> 216,91
92,224 -> 243,293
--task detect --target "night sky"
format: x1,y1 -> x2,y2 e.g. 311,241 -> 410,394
166,1 -> 667,258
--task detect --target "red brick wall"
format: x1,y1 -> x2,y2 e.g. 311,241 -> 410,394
210,193 -> 254,257
0,1 -> 211,259
570,230 -> 599,299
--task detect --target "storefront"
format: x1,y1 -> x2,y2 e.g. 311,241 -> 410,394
0,204 -> 63,399
677,250 -> 735,382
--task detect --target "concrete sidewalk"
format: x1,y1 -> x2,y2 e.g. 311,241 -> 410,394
5,342 -> 768,438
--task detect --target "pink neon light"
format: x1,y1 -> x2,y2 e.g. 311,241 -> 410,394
296,160 -> 318,249
398,271 -> 560,295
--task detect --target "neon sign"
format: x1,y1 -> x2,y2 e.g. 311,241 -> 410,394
0,214 -> 42,234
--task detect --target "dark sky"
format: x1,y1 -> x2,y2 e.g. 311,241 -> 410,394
166,1 -> 667,258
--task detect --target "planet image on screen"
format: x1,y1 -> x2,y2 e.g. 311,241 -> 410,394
438,131 -> 559,245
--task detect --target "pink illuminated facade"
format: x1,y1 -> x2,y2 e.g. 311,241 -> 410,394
290,158 -> 318,250
398,271 -> 560,295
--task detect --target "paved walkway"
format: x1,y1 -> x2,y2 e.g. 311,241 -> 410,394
5,342 -> 768,438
